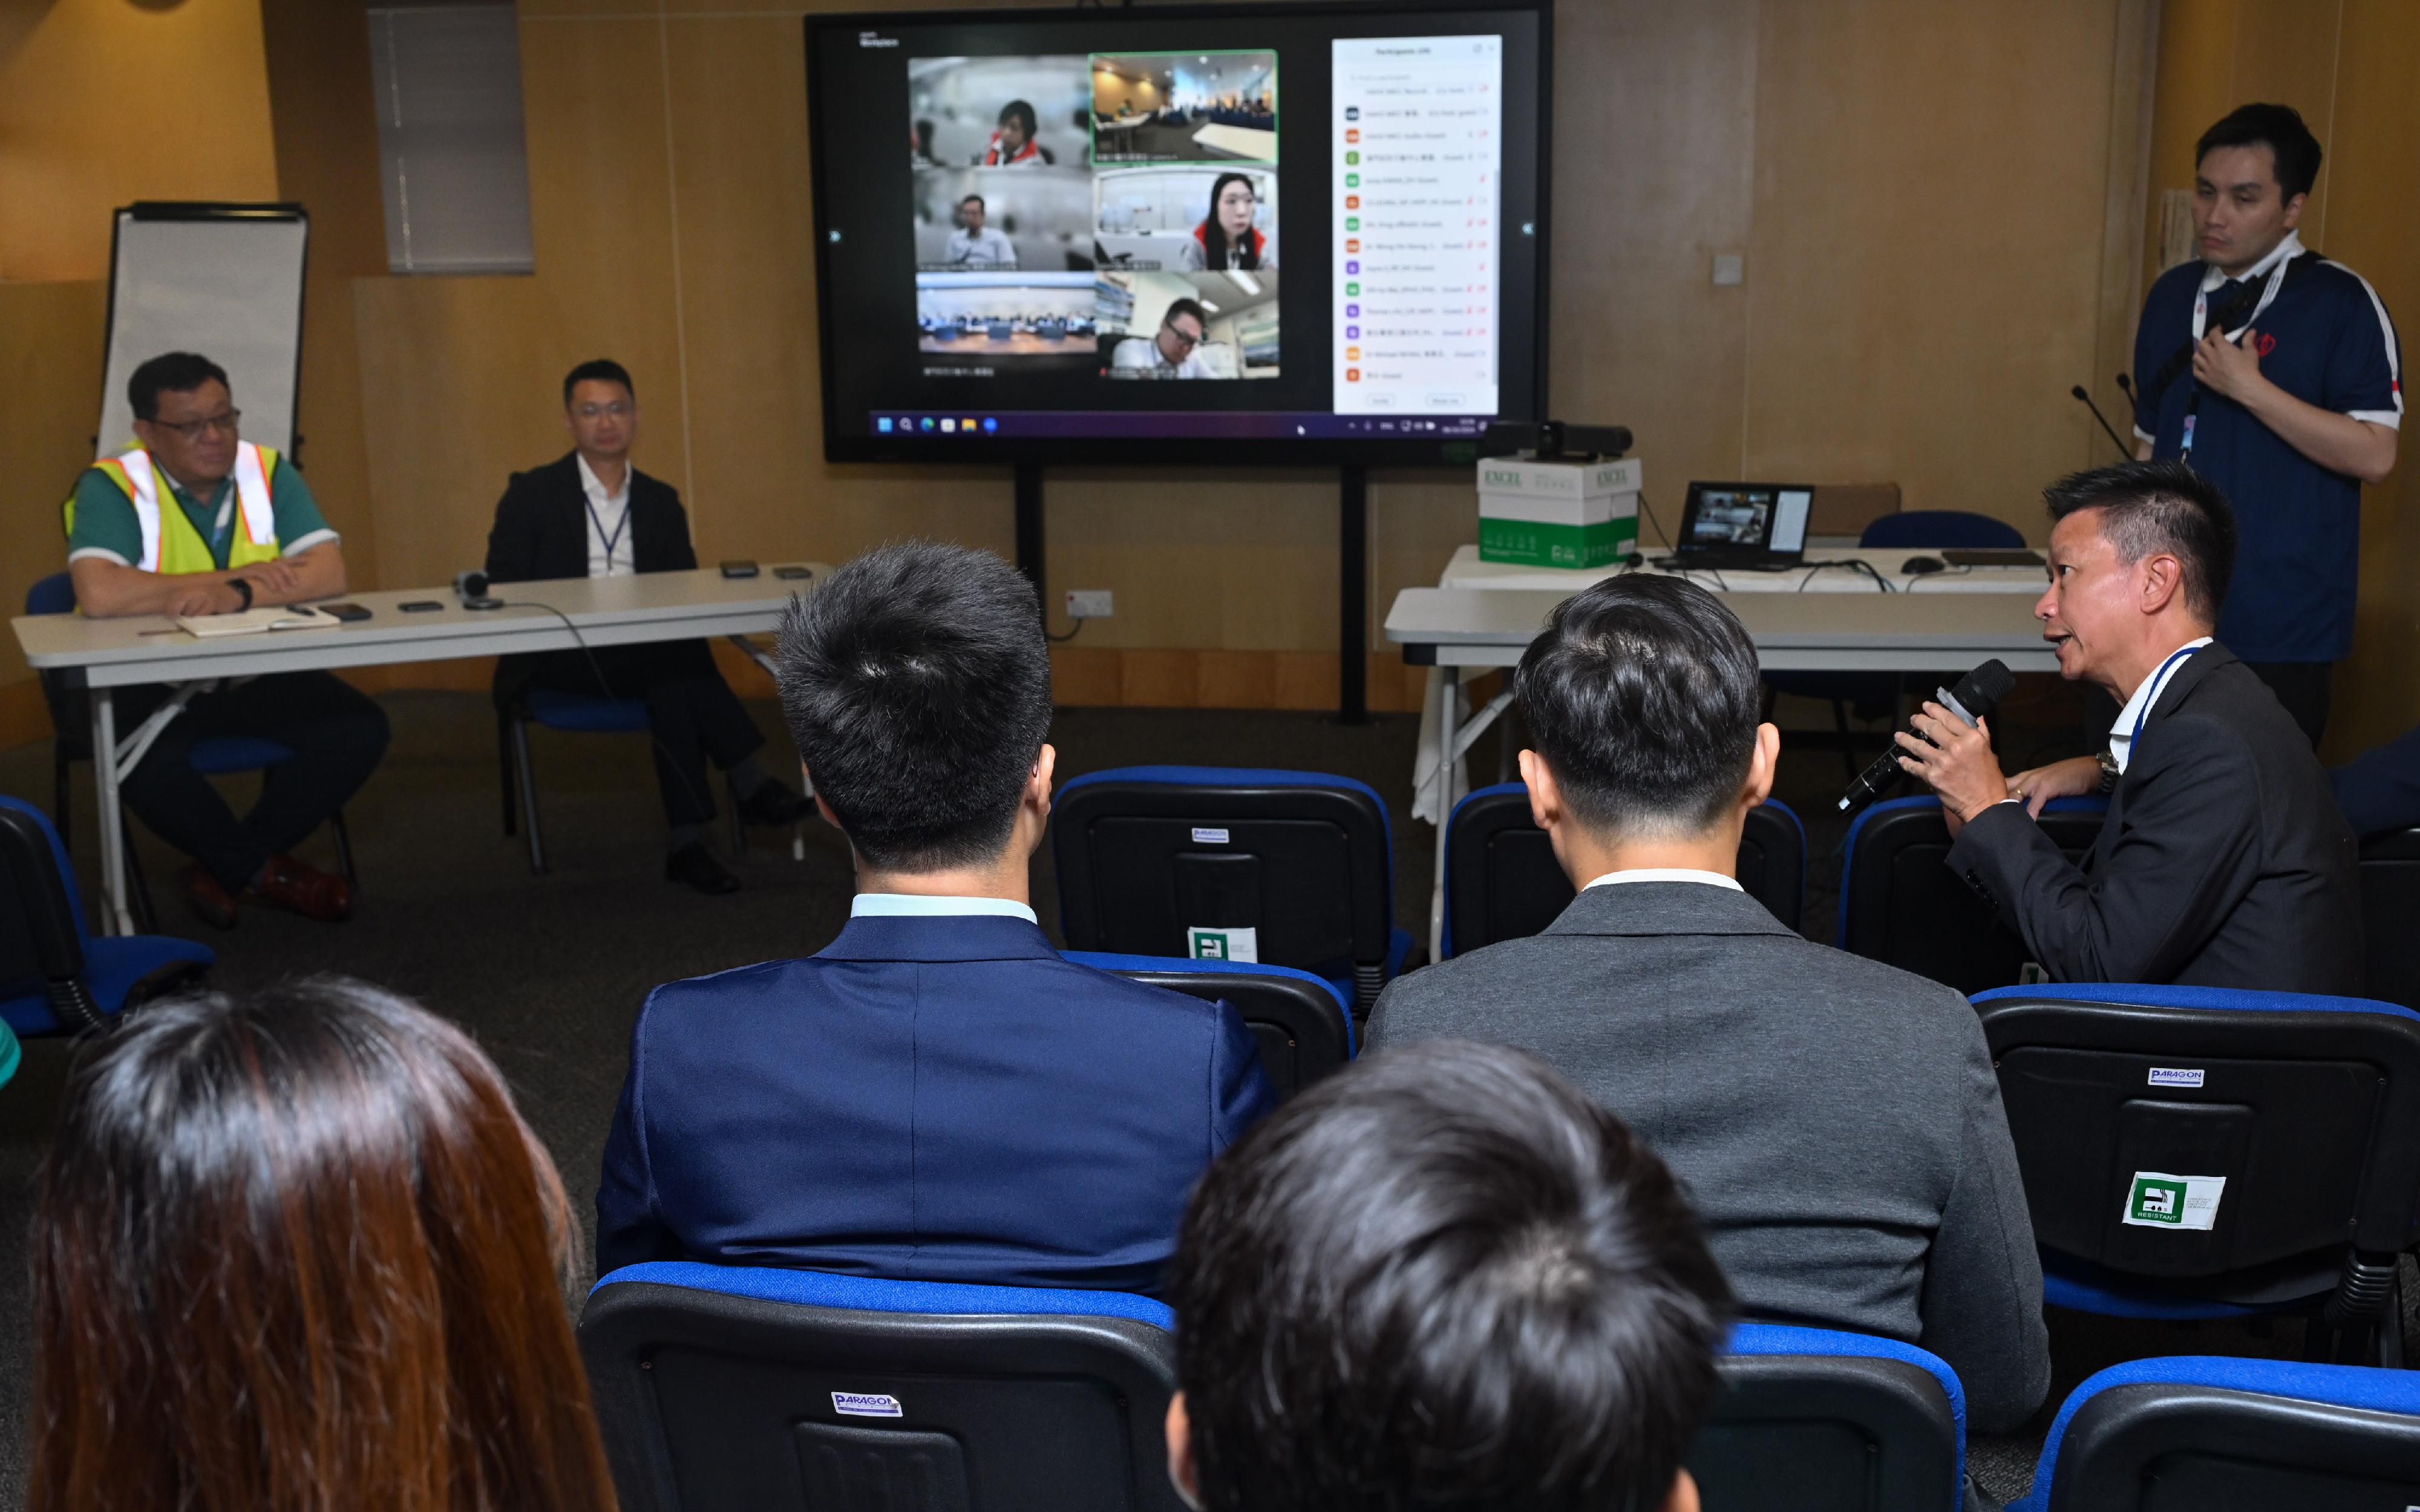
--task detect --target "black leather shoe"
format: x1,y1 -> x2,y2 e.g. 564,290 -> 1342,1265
736,781 -> 811,827
666,842 -> 741,894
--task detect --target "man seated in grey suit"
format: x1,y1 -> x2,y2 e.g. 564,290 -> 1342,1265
1367,574 -> 2050,1433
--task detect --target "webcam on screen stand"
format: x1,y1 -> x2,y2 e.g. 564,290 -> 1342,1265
1479,420 -> 1632,462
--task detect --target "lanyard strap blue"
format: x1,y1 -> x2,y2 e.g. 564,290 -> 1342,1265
2131,645 -> 2200,749
586,494 -> 632,572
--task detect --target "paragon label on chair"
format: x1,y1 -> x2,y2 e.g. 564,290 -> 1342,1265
2147,1067 -> 2206,1088
832,1392 -> 904,1418
2122,1172 -> 2226,1230
1189,926 -> 1260,963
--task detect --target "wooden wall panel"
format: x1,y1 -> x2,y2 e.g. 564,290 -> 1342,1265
0,279 -> 107,689
0,0 -> 281,280
1744,0 -> 2127,533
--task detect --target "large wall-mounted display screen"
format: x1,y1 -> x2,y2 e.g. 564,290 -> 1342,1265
807,1 -> 1549,464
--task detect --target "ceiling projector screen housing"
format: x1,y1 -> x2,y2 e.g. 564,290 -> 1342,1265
806,0 -> 1551,465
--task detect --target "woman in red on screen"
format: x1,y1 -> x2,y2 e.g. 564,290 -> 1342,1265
1178,172 -> 1275,270
981,99 -> 1047,166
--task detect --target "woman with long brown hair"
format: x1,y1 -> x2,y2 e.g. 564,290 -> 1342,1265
30,978 -> 616,1512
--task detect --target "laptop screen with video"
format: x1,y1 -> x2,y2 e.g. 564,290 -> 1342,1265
1680,483 -> 1814,561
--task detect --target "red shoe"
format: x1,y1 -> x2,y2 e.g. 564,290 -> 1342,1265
251,855 -> 352,922
179,867 -> 239,930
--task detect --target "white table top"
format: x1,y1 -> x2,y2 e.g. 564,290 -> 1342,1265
13,565 -> 828,688
1192,123 -> 1277,159
1439,543 -> 2047,595
1386,582 -> 2059,673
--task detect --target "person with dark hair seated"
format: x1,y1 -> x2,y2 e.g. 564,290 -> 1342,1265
486,359 -> 809,893
29,978 -> 614,1512
1903,460 -> 2363,992
64,350 -> 388,927
1367,573 -> 2049,1432
596,541 -> 1274,1291
1163,1040 -> 1732,1512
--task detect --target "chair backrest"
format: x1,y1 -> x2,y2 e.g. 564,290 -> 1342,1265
2018,1356 -> 2420,1511
2355,826 -> 2420,1009
1053,766 -> 1395,986
25,571 -> 74,617
0,797 -> 101,1032
1441,784 -> 1806,956
578,1262 -> 1185,1512
1690,1323 -> 1964,1512
1061,952 -> 1352,1101
1858,510 -> 2027,550
1974,985 -> 2420,1292
1839,795 -> 2107,992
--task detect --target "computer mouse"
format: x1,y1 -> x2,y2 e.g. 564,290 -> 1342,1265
1901,555 -> 1946,575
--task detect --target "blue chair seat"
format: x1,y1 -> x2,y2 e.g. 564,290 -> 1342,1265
188,736 -> 295,775
591,1260 -> 1176,1329
1698,1322 -> 1967,1512
523,688 -> 651,732
0,934 -> 214,1037
0,795 -> 215,1037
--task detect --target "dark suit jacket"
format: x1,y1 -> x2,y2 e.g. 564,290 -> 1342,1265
485,451 -> 696,584
1949,644 -> 2363,992
1365,881 -> 2050,1433
595,912 -> 1278,1294
2331,720 -> 2420,839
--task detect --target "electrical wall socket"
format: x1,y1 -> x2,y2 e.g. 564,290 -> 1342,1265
1065,589 -> 1114,619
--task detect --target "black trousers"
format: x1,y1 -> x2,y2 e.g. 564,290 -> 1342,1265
116,671 -> 391,890
2243,660 -> 2332,749
515,641 -> 765,825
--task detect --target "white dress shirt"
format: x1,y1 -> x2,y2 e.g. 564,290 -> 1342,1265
2108,637 -> 2214,773
575,452 -> 636,578
1581,867 -> 1744,892
851,892 -> 1039,924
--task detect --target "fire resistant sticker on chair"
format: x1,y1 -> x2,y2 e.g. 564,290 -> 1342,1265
2122,1172 -> 2226,1230
1188,926 -> 1259,963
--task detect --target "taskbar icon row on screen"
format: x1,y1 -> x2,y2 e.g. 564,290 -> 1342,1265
866,411 -> 1493,440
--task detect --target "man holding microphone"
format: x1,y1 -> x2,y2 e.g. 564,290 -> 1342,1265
2127,103 -> 2400,746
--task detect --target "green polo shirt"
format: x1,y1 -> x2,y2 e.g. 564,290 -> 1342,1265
66,455 -> 337,573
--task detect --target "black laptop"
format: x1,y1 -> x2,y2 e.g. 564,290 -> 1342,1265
1675,482 -> 1816,569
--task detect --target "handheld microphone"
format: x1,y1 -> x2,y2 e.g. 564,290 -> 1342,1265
1837,659 -> 2017,812
2070,385 -> 2128,453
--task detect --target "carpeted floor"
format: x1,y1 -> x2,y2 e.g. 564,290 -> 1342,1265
0,689 -> 2403,1506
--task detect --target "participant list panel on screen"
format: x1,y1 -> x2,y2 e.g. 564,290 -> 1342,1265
1330,34 -> 1500,419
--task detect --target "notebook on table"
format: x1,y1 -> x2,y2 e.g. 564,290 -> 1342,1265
175,605 -> 344,638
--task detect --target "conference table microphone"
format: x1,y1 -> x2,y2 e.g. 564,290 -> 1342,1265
2071,384 -> 2129,453
1837,659 -> 2017,812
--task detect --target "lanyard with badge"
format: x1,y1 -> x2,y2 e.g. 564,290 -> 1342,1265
2132,645 -> 2202,751
2180,253 -> 2295,460
586,489 -> 632,573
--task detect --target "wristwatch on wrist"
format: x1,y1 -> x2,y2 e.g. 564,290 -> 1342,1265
228,577 -> 253,611
2095,748 -> 2121,793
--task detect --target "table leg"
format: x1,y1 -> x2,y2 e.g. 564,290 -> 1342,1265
1428,665 -> 1455,961
91,687 -> 135,937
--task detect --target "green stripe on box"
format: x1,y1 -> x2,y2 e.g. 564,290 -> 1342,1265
1478,515 -> 1638,569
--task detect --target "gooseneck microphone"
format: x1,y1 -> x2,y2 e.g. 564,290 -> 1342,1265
1837,659 -> 2018,812
2071,384 -> 2129,453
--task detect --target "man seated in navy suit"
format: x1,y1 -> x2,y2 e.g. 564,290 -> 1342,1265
595,541 -> 1278,1292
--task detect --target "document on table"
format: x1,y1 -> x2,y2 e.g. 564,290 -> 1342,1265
175,605 -> 344,637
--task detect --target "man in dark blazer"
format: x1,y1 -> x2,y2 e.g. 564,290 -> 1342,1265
1903,461 -> 2362,993
596,541 -> 1275,1292
1366,575 -> 2049,1436
486,359 -> 807,892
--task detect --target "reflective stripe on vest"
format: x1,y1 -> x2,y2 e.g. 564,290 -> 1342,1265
81,442 -> 283,573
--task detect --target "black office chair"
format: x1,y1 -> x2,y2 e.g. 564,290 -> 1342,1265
1441,784 -> 1807,956
1053,766 -> 1413,1012
2009,1356 -> 2420,1511
1061,951 -> 1353,1101
578,1262 -> 1186,1512
2355,826 -> 2420,1009
1691,1323 -> 1965,1512
1974,983 -> 2420,1364
0,797 -> 212,1037
1838,795 -> 2106,994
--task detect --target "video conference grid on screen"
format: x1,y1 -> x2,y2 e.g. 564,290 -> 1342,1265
811,7 -> 1543,453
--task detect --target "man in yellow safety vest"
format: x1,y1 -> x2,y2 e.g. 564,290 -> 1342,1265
62,351 -> 388,928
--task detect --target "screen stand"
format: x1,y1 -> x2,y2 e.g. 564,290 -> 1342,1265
1013,463 -> 1045,591
1339,466 -> 1368,725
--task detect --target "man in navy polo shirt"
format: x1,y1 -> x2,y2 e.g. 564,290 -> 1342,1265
2131,102 -> 2400,745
